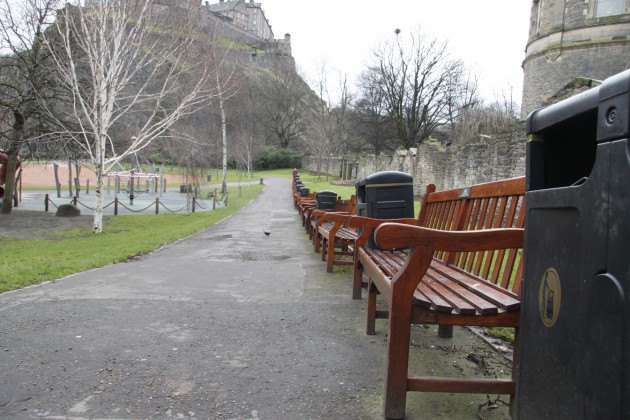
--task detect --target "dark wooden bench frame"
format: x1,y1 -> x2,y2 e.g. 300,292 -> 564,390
352,177 -> 526,419
311,196 -> 358,272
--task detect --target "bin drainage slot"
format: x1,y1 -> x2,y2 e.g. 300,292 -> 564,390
375,200 -> 407,209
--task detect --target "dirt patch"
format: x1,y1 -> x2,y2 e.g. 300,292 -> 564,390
18,163 -> 201,187
0,209 -> 95,240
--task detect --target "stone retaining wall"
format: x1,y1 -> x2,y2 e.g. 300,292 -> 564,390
302,128 -> 527,196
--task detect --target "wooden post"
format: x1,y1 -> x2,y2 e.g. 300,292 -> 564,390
155,198 -> 159,214
53,163 -> 61,198
67,159 -> 73,197
213,188 -> 217,210
129,170 -> 135,205
86,179 -> 90,194
45,194 -> 49,212
160,166 -> 164,196
17,168 -> 21,202
73,196 -> 77,206
192,197 -> 196,213
74,163 -> 81,197
114,197 -> 119,215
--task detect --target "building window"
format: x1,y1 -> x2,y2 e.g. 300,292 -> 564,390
534,0 -> 543,34
595,0 -> 625,17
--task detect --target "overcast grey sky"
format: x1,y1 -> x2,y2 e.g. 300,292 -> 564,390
259,0 -> 531,106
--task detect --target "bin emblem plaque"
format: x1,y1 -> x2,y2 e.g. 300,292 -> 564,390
539,268 -> 561,327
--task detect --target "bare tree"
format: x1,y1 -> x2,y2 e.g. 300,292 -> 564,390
449,85 -> 521,144
306,60 -> 351,179
209,39 -> 239,194
361,27 -> 467,149
42,0 -> 215,232
260,63 -> 311,149
444,67 -> 481,138
352,73 -> 398,156
0,0 -> 60,214
232,127 -> 258,179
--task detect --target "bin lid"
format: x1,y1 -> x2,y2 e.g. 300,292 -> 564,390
316,190 -> 337,197
357,171 -> 413,187
527,69 -> 630,143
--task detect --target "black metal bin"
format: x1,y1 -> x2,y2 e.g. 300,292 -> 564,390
516,69 -> 630,419
315,190 -> 337,210
356,171 -> 414,219
355,171 -> 414,247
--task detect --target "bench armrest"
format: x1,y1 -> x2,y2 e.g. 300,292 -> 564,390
374,223 -> 524,252
321,212 -> 353,222
371,223 -> 524,297
348,216 -> 418,248
312,209 -> 341,218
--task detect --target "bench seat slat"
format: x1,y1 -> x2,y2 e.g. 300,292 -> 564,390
387,250 -> 408,267
416,276 -> 477,315
318,220 -> 335,233
436,263 -> 521,311
367,250 -> 517,316
366,249 -> 405,278
337,227 -> 358,241
425,269 -> 498,315
413,283 -> 454,313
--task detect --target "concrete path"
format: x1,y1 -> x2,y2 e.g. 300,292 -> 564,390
0,177 -> 511,420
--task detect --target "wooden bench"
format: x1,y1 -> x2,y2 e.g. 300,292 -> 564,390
303,194 -> 350,238
346,183 -> 443,299
311,196 -> 358,272
293,185 -> 315,213
353,177 -> 525,419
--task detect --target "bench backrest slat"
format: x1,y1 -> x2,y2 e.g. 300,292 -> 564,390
350,195 -> 356,214
417,177 -> 526,296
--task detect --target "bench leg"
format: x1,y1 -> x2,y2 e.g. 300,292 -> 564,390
366,280 -> 377,335
321,237 -> 327,261
326,239 -> 335,272
383,291 -> 413,419
352,258 -> 363,299
438,325 -> 453,338
509,327 -> 520,417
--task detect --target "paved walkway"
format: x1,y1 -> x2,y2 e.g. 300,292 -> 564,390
0,178 -> 511,419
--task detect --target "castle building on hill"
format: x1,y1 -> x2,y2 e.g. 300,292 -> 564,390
206,0 -> 274,41
521,0 -> 630,116
201,0 -> 292,64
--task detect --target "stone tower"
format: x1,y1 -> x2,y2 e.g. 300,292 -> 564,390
521,0 -> 630,116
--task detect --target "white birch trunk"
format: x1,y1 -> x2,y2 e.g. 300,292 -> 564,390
217,71 -> 228,194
